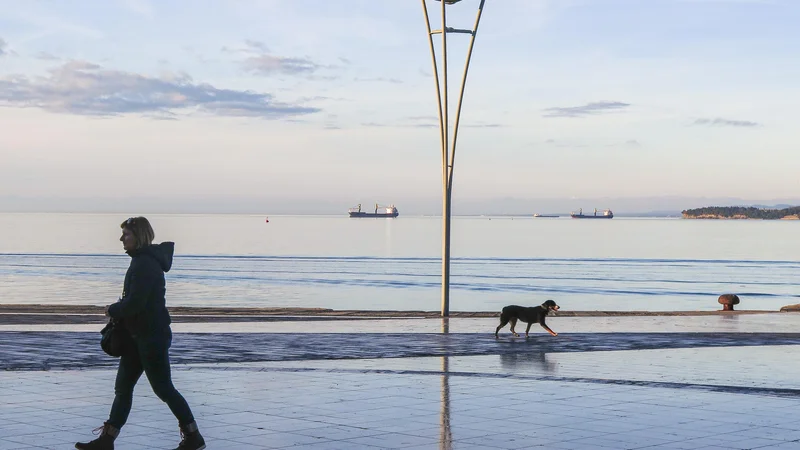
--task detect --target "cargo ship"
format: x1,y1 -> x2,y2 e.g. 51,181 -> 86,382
570,208 -> 613,219
348,203 -> 399,218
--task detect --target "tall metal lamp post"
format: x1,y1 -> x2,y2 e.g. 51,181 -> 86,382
421,0 -> 486,317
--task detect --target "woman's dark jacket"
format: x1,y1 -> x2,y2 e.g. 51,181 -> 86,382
107,242 -> 174,340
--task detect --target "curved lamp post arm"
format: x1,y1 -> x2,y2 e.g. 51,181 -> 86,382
448,0 -> 485,188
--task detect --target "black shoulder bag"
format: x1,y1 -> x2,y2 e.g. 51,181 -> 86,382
100,319 -> 133,357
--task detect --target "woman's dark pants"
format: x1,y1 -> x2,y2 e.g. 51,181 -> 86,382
108,331 -> 195,429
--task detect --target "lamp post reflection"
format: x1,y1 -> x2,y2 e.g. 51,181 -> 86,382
439,317 -> 452,449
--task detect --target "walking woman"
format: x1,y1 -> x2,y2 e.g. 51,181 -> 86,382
77,217 -> 205,450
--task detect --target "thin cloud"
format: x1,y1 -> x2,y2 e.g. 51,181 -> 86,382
35,51 -> 61,61
0,60 -> 320,119
377,116 -> 504,129
221,40 -> 267,55
244,40 -> 269,52
605,139 -> 642,148
144,111 -> 178,121
296,96 -> 329,103
543,101 -> 630,118
243,54 -> 318,76
233,40 -> 320,76
402,116 -> 437,128
625,139 -> 641,147
464,123 -> 502,128
693,117 -> 760,127
310,74 -> 339,82
542,139 -> 587,148
398,116 -> 503,128
363,120 -> 498,129
354,77 -> 403,84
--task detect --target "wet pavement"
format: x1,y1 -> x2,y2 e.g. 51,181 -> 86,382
2,315 -> 800,449
3,330 -> 800,372
2,312 -> 799,333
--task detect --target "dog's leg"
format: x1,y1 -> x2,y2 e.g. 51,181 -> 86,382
541,324 -> 558,337
495,317 -> 509,337
525,322 -> 533,337
509,318 -> 519,337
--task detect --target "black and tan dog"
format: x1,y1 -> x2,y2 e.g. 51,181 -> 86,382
495,300 -> 560,338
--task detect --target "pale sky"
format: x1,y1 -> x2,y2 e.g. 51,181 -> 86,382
0,0 -> 798,213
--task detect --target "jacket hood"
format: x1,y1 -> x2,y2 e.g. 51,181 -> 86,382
128,242 -> 174,272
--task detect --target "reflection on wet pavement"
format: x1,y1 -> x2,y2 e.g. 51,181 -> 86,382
3,327 -> 800,373
2,312 -> 798,333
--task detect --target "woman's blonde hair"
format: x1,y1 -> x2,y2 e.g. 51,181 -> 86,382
120,216 -> 155,249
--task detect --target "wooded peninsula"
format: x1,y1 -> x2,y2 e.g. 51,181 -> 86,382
682,206 -> 800,219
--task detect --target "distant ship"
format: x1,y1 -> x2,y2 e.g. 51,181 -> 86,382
533,213 -> 559,218
570,208 -> 613,219
348,203 -> 399,218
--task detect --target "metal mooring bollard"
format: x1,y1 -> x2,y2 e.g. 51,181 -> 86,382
718,294 -> 740,311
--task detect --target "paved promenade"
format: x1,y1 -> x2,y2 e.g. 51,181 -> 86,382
1,314 -> 800,449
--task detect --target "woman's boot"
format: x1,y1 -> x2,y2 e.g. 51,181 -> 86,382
174,421 -> 206,450
75,422 -> 118,450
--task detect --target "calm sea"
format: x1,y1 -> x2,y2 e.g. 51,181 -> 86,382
1,213 -> 798,312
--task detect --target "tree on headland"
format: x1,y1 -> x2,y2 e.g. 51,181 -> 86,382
682,206 -> 800,219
